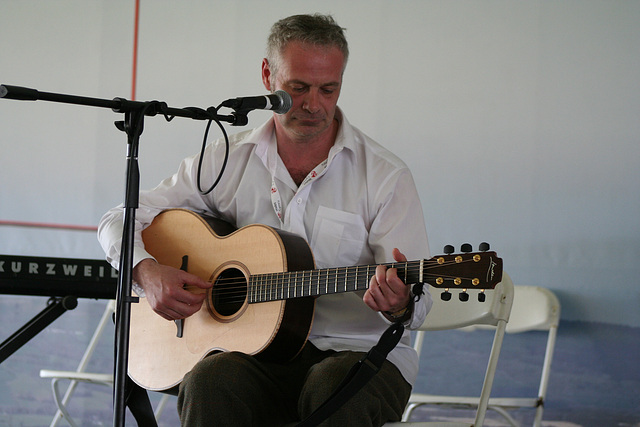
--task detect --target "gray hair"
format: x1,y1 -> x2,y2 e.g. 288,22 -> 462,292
266,14 -> 349,77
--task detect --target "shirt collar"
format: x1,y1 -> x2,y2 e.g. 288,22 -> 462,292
245,107 -> 356,165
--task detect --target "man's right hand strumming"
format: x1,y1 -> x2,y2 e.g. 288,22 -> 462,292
132,258 -> 212,321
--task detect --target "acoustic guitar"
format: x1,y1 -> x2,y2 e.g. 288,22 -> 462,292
128,209 -> 503,391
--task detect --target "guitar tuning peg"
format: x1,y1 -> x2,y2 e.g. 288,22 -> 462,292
479,242 -> 490,252
478,291 -> 486,303
459,291 -> 470,302
461,243 -> 472,253
441,290 -> 452,301
443,245 -> 454,254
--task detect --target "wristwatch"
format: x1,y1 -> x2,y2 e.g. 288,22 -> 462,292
384,297 -> 414,323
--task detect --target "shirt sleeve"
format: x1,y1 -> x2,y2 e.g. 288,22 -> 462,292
368,167 -> 433,330
97,150 -> 213,271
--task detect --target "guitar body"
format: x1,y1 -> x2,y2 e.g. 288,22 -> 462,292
128,209 -> 316,391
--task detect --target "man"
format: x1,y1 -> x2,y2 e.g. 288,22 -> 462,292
99,14 -> 432,426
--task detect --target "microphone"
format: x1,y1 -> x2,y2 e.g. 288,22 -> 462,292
221,90 -> 292,114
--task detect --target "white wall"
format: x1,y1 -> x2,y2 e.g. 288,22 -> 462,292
1,1 -> 638,327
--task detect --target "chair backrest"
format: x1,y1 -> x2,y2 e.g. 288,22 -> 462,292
504,285 -> 560,333
413,273 -> 514,358
453,284 -> 561,335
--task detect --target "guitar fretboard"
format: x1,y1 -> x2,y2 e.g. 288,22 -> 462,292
249,261 -> 424,303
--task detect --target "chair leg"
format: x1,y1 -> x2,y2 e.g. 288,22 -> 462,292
50,378 -> 79,427
474,320 -> 508,427
401,402 -> 420,422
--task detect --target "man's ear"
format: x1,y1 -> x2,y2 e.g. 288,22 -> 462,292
261,58 -> 273,91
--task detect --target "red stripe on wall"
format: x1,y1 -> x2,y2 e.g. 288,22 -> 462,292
0,220 -> 98,232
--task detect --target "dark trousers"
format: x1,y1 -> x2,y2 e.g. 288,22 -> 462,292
177,342 -> 411,426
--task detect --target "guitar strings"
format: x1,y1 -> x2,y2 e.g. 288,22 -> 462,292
185,258 -> 490,306
196,259 -> 484,304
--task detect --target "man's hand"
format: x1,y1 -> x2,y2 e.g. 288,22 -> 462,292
133,258 -> 212,321
363,248 -> 412,318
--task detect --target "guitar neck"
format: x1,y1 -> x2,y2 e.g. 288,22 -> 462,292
249,261 -> 423,303
248,249 -> 503,303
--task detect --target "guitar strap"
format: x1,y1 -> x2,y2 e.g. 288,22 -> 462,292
296,321 -> 406,427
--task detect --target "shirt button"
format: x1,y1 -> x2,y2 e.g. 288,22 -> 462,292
296,198 -> 303,204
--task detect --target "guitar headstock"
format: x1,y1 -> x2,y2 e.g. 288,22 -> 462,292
423,243 -> 503,302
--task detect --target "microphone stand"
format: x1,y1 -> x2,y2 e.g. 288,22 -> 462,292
0,84 -> 247,426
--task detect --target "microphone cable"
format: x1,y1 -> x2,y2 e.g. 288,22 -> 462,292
196,104 -> 230,196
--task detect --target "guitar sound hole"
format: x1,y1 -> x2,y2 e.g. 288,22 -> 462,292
211,267 -> 247,317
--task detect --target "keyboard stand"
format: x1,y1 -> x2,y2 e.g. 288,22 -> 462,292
0,295 -> 78,363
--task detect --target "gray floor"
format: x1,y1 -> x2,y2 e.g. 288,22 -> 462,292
1,297 -> 639,426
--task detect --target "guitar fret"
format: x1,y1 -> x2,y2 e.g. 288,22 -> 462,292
403,262 -> 408,283
301,270 -> 306,297
343,266 -> 348,292
344,267 -> 348,292
354,266 -> 358,292
324,269 -> 329,295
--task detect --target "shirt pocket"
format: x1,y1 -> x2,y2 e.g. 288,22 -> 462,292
311,206 -> 367,268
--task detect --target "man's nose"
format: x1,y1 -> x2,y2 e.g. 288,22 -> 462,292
302,89 -> 320,113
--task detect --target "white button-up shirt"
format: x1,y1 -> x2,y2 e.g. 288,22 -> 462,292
98,109 -> 432,385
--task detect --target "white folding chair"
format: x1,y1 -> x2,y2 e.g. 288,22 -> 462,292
386,273 -> 515,427
494,285 -> 559,427
39,300 -> 169,427
394,282 -> 559,427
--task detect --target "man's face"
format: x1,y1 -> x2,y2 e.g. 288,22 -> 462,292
262,41 -> 345,142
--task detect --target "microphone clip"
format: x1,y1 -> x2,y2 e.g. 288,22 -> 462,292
230,112 -> 249,126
